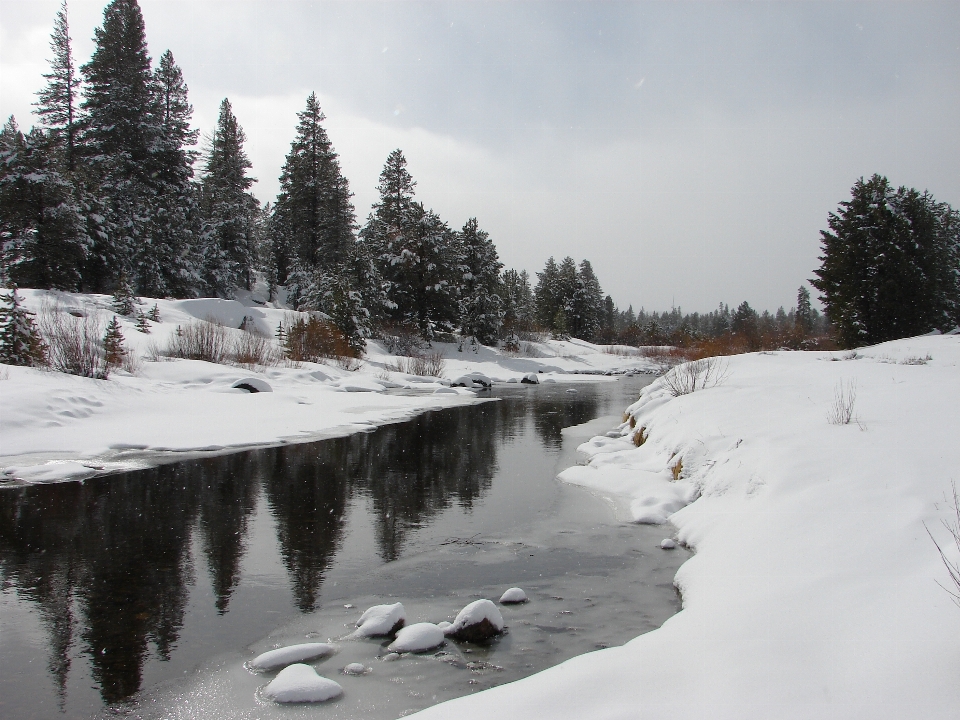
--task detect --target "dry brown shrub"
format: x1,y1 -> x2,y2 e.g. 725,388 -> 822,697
166,319 -> 230,364
671,457 -> 683,481
38,303 -> 107,378
285,315 -> 356,363
633,427 -> 647,447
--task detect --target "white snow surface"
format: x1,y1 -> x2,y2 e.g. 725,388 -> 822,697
353,602 -> 406,638
449,599 -> 504,634
410,336 -> 960,720
261,664 -> 343,704
248,643 -> 336,672
0,289 -> 659,484
387,623 -> 446,653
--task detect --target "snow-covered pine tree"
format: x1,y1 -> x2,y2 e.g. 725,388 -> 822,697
534,257 -> 561,331
80,0 -> 161,293
568,259 -> 603,340
273,93 -> 355,291
200,98 -> 258,295
102,315 -> 126,368
111,272 -> 138,315
147,303 -> 161,322
457,217 -> 503,346
0,118 -> 88,290
0,288 -> 47,366
795,286 -> 813,335
135,311 -> 150,333
34,0 -> 80,175
142,50 -> 199,298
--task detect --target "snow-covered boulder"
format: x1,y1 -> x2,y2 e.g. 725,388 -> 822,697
448,599 -> 504,642
262,664 -> 343,703
342,663 -> 369,676
499,587 -> 528,604
450,373 -> 492,388
387,623 -> 446,653
434,386 -> 459,394
565,388 -> 578,394
437,621 -> 452,631
354,602 -> 405,637
520,373 -> 539,384
660,538 -> 677,550
248,642 -> 336,671
231,377 -> 272,393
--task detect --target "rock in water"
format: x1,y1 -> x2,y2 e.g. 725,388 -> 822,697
448,599 -> 505,642
263,664 -> 343,703
437,621 -> 453,631
660,538 -> 677,550
249,643 -> 336,671
387,623 -> 446,653
520,373 -> 539,384
354,602 -> 406,637
499,587 -> 528,604
343,663 -> 368,676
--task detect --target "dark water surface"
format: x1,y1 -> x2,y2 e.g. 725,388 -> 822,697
0,377 -> 687,719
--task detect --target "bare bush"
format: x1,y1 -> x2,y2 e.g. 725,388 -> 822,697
386,351 -> 446,378
926,482 -> 960,608
233,331 -> 280,368
660,356 -> 730,396
827,379 -> 857,425
381,323 -> 422,357
38,303 -> 107,378
284,315 -> 356,363
901,354 -> 932,366
166,319 -> 229,364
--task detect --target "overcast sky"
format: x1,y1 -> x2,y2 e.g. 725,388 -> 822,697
2,1 -> 958,312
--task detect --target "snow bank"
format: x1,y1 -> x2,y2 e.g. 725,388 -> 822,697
262,664 -> 342,703
410,336 -> 960,719
1,289 -> 659,484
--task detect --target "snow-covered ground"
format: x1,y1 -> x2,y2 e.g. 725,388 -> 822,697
0,289 -> 656,484
410,335 -> 960,719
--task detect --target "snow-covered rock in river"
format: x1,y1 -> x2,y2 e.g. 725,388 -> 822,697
660,538 -> 677,550
248,642 -> 336,671
437,621 -> 452,631
520,373 -> 539,384
448,599 -> 505,642
353,602 -> 406,637
262,664 -> 343,703
231,377 -> 272,393
342,663 -> 368,676
450,372 -> 493,388
565,388 -> 578,394
499,587 -> 528,604
387,623 -> 446,653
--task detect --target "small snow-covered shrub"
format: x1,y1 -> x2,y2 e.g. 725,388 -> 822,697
39,303 -> 107,378
926,482 -> 960,608
660,356 -> 730,396
381,323 -> 421,357
901,354 -> 932,366
827,379 -> 857,425
166,319 -> 229,364
387,351 -> 446,378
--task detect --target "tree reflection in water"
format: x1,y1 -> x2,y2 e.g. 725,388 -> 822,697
0,386 -> 598,708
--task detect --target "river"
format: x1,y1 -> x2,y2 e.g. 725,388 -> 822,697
0,376 -> 687,719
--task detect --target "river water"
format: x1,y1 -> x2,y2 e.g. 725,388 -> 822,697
0,376 -> 687,719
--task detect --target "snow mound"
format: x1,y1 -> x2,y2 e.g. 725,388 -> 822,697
342,663 -> 369,676
660,538 -> 677,550
231,377 -> 272,393
434,386 -> 459,394
450,372 -> 493,388
565,388 -> 578,394
521,373 -> 539,384
262,664 -> 343,703
248,642 -> 336,671
387,623 -> 446,653
437,621 -> 452,631
353,602 -> 406,637
499,587 -> 528,604
448,599 -> 504,642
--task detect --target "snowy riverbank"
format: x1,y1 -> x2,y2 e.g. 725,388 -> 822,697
0,289 -> 656,484
411,335 -> 960,719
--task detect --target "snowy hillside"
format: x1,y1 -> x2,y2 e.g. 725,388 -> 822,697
410,335 -> 960,720
0,289 -> 657,484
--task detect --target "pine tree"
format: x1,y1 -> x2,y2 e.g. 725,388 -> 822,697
273,93 -> 355,290
200,98 -> 258,295
80,0 -> 160,292
812,175 -> 960,347
458,218 -> 503,345
111,272 -> 138,315
34,1 -> 80,175
0,288 -> 47,367
135,311 -> 150,333
502,268 -> 534,335
534,257 -> 561,330
102,315 -> 126,368
568,259 -> 603,340
147,303 -> 161,322
795,286 -> 813,335
142,50 -> 199,297
0,118 -> 88,290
